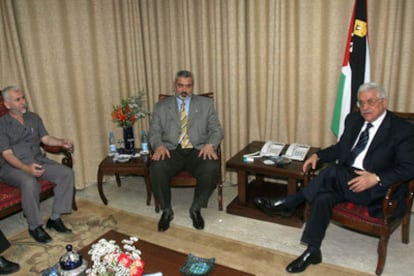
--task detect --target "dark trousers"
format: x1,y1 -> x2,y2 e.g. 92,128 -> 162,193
149,146 -> 219,211
0,230 -> 10,253
300,165 -> 372,248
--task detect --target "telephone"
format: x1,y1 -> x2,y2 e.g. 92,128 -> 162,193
283,143 -> 311,161
260,141 -> 286,157
242,141 -> 285,161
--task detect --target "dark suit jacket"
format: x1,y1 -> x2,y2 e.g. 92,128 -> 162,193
317,111 -> 414,217
0,230 -> 10,253
149,95 -> 223,151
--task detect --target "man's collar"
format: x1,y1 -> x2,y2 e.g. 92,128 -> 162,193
367,110 -> 387,128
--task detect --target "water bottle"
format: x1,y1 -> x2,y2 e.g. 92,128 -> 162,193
141,130 -> 149,154
109,131 -> 117,156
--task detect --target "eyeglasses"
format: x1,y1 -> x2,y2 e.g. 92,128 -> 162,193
356,98 -> 383,108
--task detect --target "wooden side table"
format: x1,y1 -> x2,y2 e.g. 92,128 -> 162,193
97,154 -> 151,205
226,141 -> 319,205
225,141 -> 320,227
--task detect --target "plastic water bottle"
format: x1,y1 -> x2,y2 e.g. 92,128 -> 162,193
109,131 -> 117,156
141,130 -> 149,154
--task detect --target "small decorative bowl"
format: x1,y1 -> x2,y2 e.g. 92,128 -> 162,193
116,154 -> 131,163
58,244 -> 88,276
180,254 -> 215,276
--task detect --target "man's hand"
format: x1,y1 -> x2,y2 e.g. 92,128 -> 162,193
198,144 -> 218,160
61,138 -> 74,151
348,170 -> 378,192
28,163 -> 45,177
302,153 -> 319,172
151,145 -> 170,161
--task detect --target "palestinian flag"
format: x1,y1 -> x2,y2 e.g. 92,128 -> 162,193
331,0 -> 370,138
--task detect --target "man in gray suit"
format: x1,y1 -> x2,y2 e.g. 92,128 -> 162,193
0,86 -> 74,244
149,70 -> 223,232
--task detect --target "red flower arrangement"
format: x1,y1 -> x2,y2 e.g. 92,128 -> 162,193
111,92 -> 147,128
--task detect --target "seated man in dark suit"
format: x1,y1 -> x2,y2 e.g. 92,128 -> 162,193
255,82 -> 414,273
0,230 -> 20,274
0,86 -> 74,244
149,70 -> 223,232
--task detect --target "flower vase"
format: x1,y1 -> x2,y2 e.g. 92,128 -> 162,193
123,126 -> 135,153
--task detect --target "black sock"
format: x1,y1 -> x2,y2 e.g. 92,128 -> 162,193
308,245 -> 321,254
284,190 -> 306,208
162,207 -> 173,215
190,203 -> 201,212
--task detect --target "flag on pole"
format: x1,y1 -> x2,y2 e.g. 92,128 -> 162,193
331,0 -> 370,138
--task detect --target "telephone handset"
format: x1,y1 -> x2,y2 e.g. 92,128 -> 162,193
283,143 -> 311,161
260,141 -> 285,157
243,141 -> 285,160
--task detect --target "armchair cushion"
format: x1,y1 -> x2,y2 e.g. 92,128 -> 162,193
333,202 -> 385,225
0,181 -> 54,210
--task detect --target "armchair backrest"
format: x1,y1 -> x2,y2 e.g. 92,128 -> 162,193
0,96 -> 7,170
393,111 -> 414,125
158,92 -> 214,101
0,95 -> 8,117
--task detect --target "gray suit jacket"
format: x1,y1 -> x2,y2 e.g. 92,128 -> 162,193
149,95 -> 223,151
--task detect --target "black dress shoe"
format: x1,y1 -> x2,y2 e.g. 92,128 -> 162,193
0,256 -> 20,275
158,210 -> 174,232
254,197 -> 295,217
286,248 -> 322,273
29,226 -> 52,243
46,218 -> 72,233
189,209 -> 204,230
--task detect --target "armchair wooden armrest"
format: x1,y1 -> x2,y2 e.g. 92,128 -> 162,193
42,144 -> 73,168
382,182 -> 402,219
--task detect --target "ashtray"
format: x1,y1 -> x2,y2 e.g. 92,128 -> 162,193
271,156 -> 292,166
116,154 -> 131,163
180,254 -> 215,276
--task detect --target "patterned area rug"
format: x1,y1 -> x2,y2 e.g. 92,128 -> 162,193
4,200 -> 370,276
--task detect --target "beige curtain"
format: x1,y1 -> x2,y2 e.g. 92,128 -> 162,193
1,0 -> 413,188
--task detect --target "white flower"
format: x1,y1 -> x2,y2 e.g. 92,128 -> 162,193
86,236 -> 144,276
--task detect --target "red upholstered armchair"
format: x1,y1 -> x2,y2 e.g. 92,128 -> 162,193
152,93 -> 223,213
305,112 -> 414,276
0,94 -> 77,220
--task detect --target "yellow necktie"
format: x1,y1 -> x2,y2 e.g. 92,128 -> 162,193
179,100 -> 193,148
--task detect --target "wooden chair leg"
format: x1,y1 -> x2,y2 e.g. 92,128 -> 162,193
72,187 -> 78,211
115,174 -> 122,187
402,213 -> 410,243
375,235 -> 389,275
218,182 -> 223,211
154,197 -> 160,213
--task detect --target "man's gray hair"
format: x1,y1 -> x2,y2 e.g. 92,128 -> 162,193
175,70 -> 194,81
1,86 -> 21,101
358,82 -> 387,99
